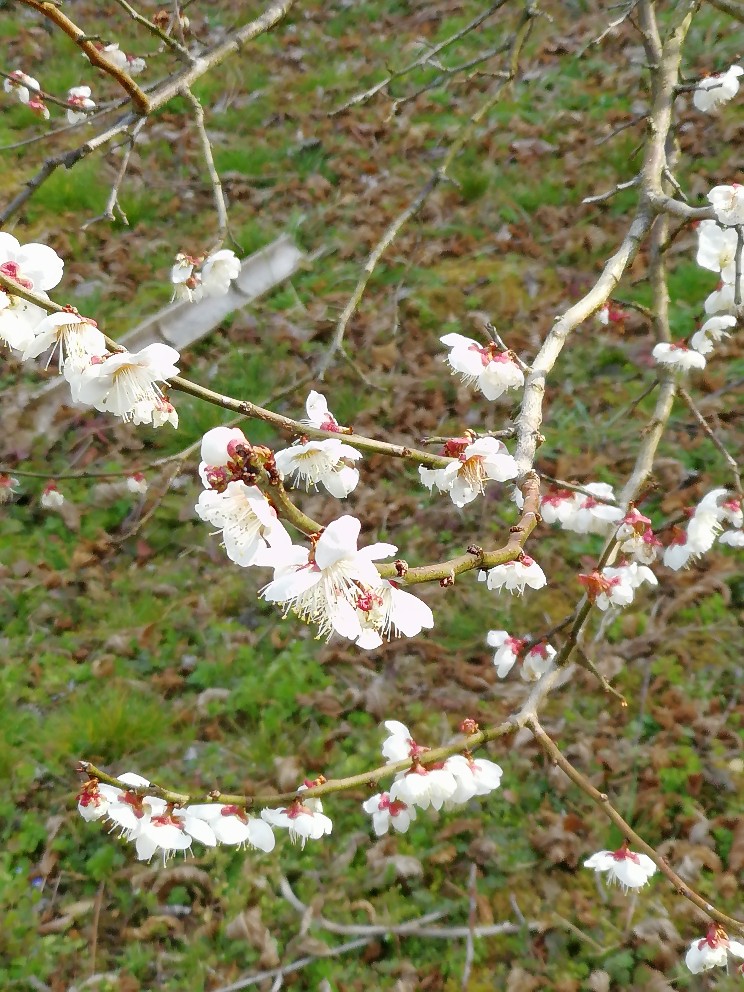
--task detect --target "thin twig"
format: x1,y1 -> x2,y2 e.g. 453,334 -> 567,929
330,0 -> 513,116
678,386 -> 743,496
183,87 -> 229,253
111,0 -> 193,61
82,118 -> 147,228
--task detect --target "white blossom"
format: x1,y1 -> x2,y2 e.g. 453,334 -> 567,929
696,221 -> 738,280
21,310 -> 105,372
540,489 -> 579,528
693,65 -> 744,113
0,474 -> 20,504
486,629 -> 524,678
584,847 -> 657,891
443,755 -> 503,804
303,390 -> 343,431
690,314 -> 736,355
362,793 -> 416,835
570,483 -> 624,535
381,720 -> 420,763
419,436 -> 518,507
40,483 -> 64,509
685,927 -> 744,974
704,278 -> 743,316
0,293 -> 47,353
440,332 -> 524,400
195,481 -> 290,566
66,85 -> 95,124
354,580 -> 434,649
652,342 -> 706,371
126,473 -> 148,495
75,343 -> 180,423
521,642 -> 556,681
708,184 -> 744,226
0,232 -> 64,292
100,43 -> 146,76
260,802 -> 332,847
275,438 -> 361,498
200,249 -> 240,296
262,515 -> 396,643
478,555 -> 547,594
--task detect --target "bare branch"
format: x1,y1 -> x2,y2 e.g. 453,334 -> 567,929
81,118 -> 147,228
678,387 -> 743,497
110,0 -> 193,61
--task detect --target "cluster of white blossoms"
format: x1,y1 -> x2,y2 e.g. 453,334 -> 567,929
486,630 -> 556,681
419,434 -> 518,507
664,488 -> 744,568
440,332 -> 524,400
362,721 -> 502,836
170,249 -> 241,303
195,424 -> 433,647
76,772 -> 334,861
275,391 -> 362,498
0,233 -> 181,427
693,64 -> 743,113
539,482 -> 623,535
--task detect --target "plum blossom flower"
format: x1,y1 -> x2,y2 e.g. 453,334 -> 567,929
486,630 -> 524,677
540,489 -> 578,528
126,473 -> 147,495
195,481 -> 290,566
262,515 -> 396,642
0,232 -> 64,292
696,221 -> 738,280
652,342 -> 706,371
66,85 -> 95,124
687,488 -> 727,552
198,425 -> 248,484
584,846 -> 657,891
21,309 -> 105,372
362,793 -> 416,836
720,497 -> 742,529
381,720 -> 427,763
75,343 -> 180,424
704,274 -> 744,316
419,435 -> 518,507
663,529 -> 694,570
302,390 -> 343,431
200,249 -> 240,296
76,779 -> 111,822
570,483 -> 624,535
184,804 -> 275,851
708,184 -> 744,226
693,65 -> 744,112
521,642 -> 556,681
3,69 -> 40,105
260,800 -> 332,848
685,925 -> 744,974
0,474 -> 20,504
40,481 -> 64,509
0,293 -> 46,353
170,252 -> 203,302
478,555 -> 547,594
690,314 -> 736,355
443,754 -> 503,804
99,43 -> 146,76
440,332 -> 524,400
580,568 -> 634,611
353,580 -> 434,649
389,762 -> 458,811
275,438 -> 361,498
